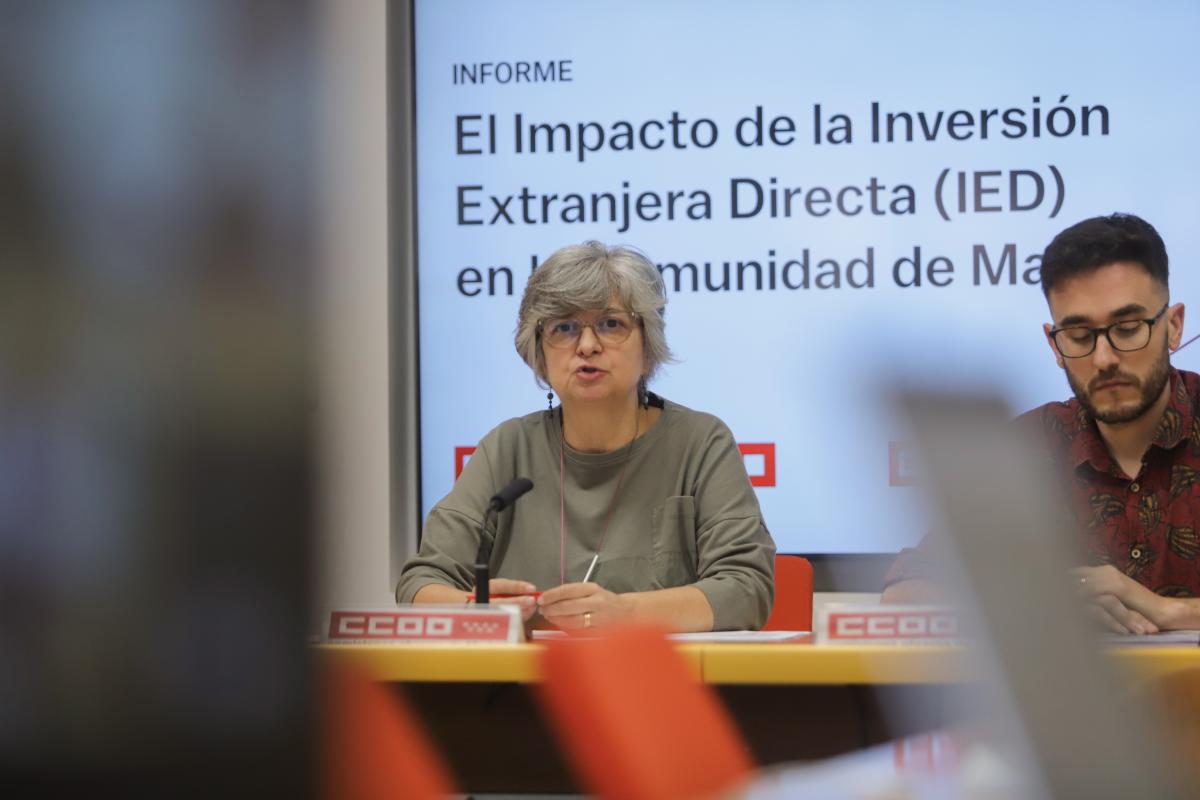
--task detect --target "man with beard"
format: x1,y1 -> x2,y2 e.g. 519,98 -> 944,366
883,213 -> 1200,635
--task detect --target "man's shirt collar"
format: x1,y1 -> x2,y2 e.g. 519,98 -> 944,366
1068,368 -> 1191,474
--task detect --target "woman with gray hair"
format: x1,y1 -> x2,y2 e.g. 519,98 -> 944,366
395,242 -> 775,631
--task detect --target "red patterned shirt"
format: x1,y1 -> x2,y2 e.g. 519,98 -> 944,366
886,369 -> 1200,597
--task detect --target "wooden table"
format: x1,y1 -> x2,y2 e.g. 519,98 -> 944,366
317,639 -> 1200,684
316,641 -> 1200,793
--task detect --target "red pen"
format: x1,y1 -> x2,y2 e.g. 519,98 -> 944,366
465,591 -> 542,601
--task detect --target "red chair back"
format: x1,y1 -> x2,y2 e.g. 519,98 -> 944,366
762,554 -> 814,631
536,625 -> 754,800
322,663 -> 457,800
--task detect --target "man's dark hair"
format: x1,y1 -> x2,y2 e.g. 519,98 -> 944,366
1040,213 -> 1169,297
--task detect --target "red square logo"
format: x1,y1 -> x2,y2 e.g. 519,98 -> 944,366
738,443 -> 776,487
454,446 -> 476,479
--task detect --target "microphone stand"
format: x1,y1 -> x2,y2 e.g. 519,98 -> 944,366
472,478 -> 532,606
473,507 -> 495,604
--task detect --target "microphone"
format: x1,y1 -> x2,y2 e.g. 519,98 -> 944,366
488,477 -> 533,512
474,477 -> 534,604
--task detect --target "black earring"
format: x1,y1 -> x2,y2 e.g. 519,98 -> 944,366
637,377 -> 648,408
547,391 -> 554,411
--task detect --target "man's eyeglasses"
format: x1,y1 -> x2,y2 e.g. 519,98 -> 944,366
1049,303 -> 1169,358
537,311 -> 640,349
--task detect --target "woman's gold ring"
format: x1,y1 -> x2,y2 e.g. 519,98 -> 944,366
583,611 -> 593,628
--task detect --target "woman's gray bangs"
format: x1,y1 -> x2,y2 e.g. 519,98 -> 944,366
514,242 -> 676,387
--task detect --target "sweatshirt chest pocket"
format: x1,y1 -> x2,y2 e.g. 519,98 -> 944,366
650,496 -> 699,587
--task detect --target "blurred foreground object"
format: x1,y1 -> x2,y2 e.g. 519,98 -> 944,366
321,663 -> 457,800
536,625 -> 754,800
1144,667 -> 1200,787
0,1 -> 316,795
743,391 -> 1194,798
898,390 -> 1187,799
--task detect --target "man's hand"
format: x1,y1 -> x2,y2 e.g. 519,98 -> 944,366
1083,591 -> 1158,635
1074,565 -> 1178,633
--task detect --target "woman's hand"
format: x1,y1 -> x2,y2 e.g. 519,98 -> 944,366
478,578 -> 540,622
538,582 -> 632,630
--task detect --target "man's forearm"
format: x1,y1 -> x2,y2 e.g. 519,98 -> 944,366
1157,597 -> 1200,630
1087,566 -> 1200,631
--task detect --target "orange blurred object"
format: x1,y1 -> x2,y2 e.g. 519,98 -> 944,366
762,554 -> 814,632
537,625 -> 754,800
1145,667 -> 1200,784
321,664 -> 457,800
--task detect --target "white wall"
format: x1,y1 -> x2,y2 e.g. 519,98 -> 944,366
315,0 -> 395,617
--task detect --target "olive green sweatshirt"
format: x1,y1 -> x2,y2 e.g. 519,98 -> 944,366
396,398 -> 776,630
